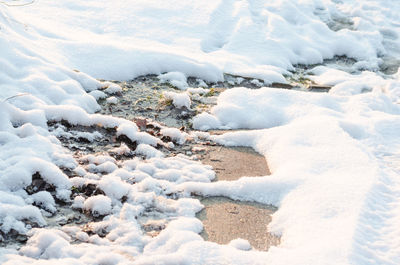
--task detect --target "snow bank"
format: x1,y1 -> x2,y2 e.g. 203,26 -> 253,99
194,86 -> 339,130
0,3 -> 159,243
188,75 -> 400,264
5,0 -> 400,82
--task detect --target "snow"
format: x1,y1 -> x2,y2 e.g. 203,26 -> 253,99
98,175 -> 130,200
160,128 -> 188,145
162,91 -> 191,109
187,87 -> 210,95
30,191 -> 56,214
187,79 -> 400,264
83,195 -> 112,216
158,72 -> 188,90
229,238 -> 252,251
51,124 -> 102,142
89,90 -> 107,100
20,229 -> 71,259
1,0 -> 400,264
193,112 -> 222,131
5,0 -> 398,82
135,144 -> 165,159
71,196 -> 85,209
106,96 -> 118,105
102,82 -> 122,95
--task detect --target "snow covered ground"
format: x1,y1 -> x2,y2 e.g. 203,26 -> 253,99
1,0 -> 400,264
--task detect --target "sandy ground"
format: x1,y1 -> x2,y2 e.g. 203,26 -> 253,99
197,144 -> 279,251
201,145 -> 271,181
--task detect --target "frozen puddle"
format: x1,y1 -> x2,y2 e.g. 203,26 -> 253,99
197,197 -> 279,251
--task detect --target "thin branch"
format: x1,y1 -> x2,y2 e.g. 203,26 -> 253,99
3,93 -> 31,102
0,0 -> 36,7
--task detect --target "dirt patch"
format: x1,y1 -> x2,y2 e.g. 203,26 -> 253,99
200,145 -> 270,181
194,137 -> 278,250
197,197 -> 279,251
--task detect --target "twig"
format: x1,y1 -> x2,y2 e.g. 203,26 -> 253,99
3,93 -> 30,102
0,0 -> 36,7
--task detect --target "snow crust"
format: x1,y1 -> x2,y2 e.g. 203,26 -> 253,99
1,0 -> 400,264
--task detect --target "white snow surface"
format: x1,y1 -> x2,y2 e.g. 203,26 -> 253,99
162,91 -> 191,109
1,0 -> 400,264
190,75 -> 400,264
160,127 -> 188,145
4,0 -> 400,82
158,72 -> 188,90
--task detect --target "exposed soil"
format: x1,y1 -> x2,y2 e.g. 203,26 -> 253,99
195,136 -> 277,251
200,145 -> 270,181
197,197 -> 279,251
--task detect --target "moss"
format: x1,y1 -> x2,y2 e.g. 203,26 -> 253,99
204,87 -> 215,97
71,186 -> 80,194
158,94 -> 173,106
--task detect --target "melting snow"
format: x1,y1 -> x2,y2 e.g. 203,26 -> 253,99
1,0 -> 400,264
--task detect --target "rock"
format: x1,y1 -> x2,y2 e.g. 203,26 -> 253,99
116,134 -> 137,150
25,172 -> 55,195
